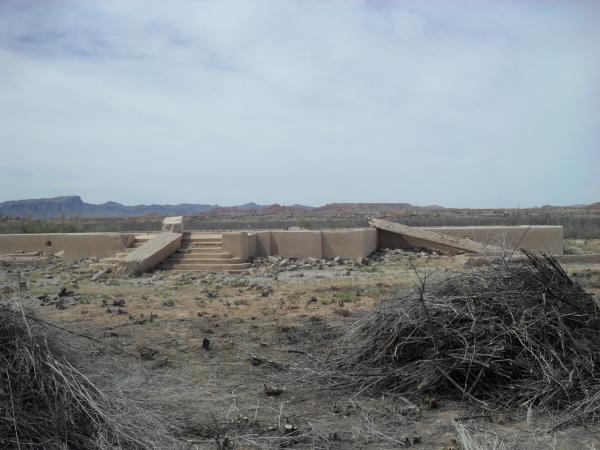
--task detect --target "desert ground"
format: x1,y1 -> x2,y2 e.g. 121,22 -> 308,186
2,238 -> 600,449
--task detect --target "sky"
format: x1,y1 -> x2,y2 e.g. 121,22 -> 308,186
0,0 -> 598,208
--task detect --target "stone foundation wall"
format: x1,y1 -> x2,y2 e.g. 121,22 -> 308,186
0,225 -> 564,262
0,233 -> 135,260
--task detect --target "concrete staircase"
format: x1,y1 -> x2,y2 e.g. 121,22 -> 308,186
90,234 -> 155,271
160,233 -> 250,272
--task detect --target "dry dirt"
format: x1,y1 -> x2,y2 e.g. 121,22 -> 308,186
1,245 -> 600,449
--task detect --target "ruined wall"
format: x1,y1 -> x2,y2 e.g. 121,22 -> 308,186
0,225 -> 564,263
423,226 -> 564,255
378,226 -> 564,255
245,229 -> 377,259
276,231 -> 323,258
0,233 -> 135,260
322,229 -> 377,259
222,232 -> 249,260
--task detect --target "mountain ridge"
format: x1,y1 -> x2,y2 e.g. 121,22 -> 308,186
0,196 -> 444,219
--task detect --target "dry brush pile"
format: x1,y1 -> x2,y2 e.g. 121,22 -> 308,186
331,251 -> 600,427
0,307 -> 173,449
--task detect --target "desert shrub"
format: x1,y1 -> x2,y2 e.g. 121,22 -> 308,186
0,306 -> 175,448
329,252 -> 600,429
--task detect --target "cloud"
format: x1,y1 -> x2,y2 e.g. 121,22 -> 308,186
0,0 -> 598,207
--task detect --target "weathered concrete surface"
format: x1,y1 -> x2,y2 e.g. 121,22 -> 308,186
0,233 -> 134,260
370,218 -> 501,255
252,232 -> 273,257
162,216 -> 184,233
276,230 -> 323,258
222,232 -> 249,260
121,232 -> 181,274
322,229 -> 377,259
423,225 -> 563,256
247,233 -> 257,258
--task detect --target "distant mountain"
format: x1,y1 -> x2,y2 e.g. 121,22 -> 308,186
315,203 -> 443,214
0,196 -> 444,219
209,203 -> 315,215
0,196 -> 218,219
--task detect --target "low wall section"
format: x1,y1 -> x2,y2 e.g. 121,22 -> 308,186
423,226 -> 564,255
0,225 -> 564,262
0,233 -> 135,260
378,225 -> 564,255
243,229 -> 378,259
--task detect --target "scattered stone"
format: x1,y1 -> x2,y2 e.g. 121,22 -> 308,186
0,285 -> 14,294
151,357 -> 171,369
305,296 -> 318,307
139,346 -> 158,361
263,384 -> 285,396
283,423 -> 297,434
261,286 -> 274,297
162,299 -> 175,307
57,287 -> 73,297
55,299 -> 66,310
91,268 -> 111,281
112,298 -> 126,307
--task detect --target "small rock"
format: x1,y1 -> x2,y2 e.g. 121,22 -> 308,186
91,268 -> 110,281
305,296 -> 318,307
57,287 -> 73,297
264,384 -> 285,396
0,285 -> 14,294
139,346 -> 158,360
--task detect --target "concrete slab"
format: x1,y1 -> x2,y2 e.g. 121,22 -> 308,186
222,232 -> 249,260
0,233 -> 135,261
276,231 -> 322,258
121,232 -> 181,274
370,218 -> 501,255
423,225 -> 564,256
162,216 -> 184,233
252,231 -> 273,257
322,229 -> 377,258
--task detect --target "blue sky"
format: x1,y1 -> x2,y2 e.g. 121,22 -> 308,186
0,0 -> 598,207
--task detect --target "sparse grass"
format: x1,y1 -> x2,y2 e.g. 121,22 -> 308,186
334,291 -> 357,304
6,252 -> 600,449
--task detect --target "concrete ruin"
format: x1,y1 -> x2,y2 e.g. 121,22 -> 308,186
0,217 -> 565,273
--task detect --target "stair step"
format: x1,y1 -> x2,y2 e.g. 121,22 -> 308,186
115,252 -> 129,258
182,236 -> 222,241
183,233 -> 222,239
179,249 -> 228,255
167,263 -> 251,272
166,257 -> 244,264
179,253 -> 230,258
183,244 -> 223,248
